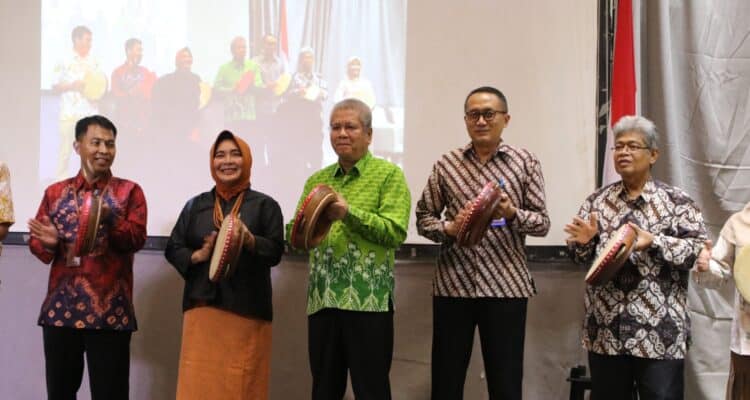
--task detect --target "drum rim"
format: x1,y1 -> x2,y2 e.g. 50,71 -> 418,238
585,224 -> 637,285
304,192 -> 337,250
457,181 -> 502,247
75,193 -> 102,257
209,215 -> 237,282
290,185 -> 322,249
84,195 -> 103,255
291,184 -> 335,250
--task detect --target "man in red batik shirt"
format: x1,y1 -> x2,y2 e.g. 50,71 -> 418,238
28,115 -> 147,400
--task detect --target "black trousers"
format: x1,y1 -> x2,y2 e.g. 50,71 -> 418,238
308,308 -> 394,400
431,296 -> 528,400
588,352 -> 684,400
43,326 -> 132,400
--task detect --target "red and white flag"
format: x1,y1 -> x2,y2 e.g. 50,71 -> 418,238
603,0 -> 637,185
278,0 -> 290,68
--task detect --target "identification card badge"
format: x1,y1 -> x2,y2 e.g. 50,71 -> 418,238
65,244 -> 81,267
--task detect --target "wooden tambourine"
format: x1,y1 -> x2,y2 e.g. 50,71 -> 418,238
456,181 -> 503,247
303,84 -> 321,101
235,70 -> 257,95
290,184 -> 337,251
199,82 -> 212,109
208,214 -> 246,282
734,246 -> 750,302
82,70 -> 107,101
74,192 -> 103,256
585,224 -> 637,286
273,73 -> 291,96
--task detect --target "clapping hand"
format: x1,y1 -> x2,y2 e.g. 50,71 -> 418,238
191,231 -> 217,264
325,194 -> 349,221
28,216 -> 59,250
564,213 -> 598,245
238,221 -> 256,251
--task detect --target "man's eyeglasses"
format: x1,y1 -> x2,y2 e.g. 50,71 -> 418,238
611,143 -> 650,153
465,109 -> 507,122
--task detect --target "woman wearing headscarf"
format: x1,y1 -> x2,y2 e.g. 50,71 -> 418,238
693,203 -> 750,399
165,130 -> 284,399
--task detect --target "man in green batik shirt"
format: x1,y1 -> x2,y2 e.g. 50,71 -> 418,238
214,36 -> 263,127
288,98 -> 410,400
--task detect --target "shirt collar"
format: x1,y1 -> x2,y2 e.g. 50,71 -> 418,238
462,141 -> 508,158
614,178 -> 655,203
333,151 -> 372,177
259,54 -> 280,63
72,51 -> 90,62
73,170 -> 112,191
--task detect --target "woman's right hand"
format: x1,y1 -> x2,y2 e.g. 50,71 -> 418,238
695,240 -> 713,272
191,231 -> 217,264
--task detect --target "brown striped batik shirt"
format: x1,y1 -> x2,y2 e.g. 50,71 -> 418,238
415,142 -> 550,298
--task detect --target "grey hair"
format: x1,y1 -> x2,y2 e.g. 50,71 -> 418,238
331,98 -> 372,129
612,115 -> 659,150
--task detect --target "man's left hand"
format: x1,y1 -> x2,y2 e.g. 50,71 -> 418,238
325,194 -> 349,221
494,191 -> 516,220
627,222 -> 654,251
239,220 -> 256,251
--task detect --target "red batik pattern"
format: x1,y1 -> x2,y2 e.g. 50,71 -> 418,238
30,171 -> 147,331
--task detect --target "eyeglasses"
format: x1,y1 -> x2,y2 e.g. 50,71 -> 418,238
465,109 -> 507,122
611,143 -> 650,153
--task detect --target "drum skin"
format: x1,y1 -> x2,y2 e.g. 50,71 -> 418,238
199,82 -> 212,109
456,181 -> 502,247
273,73 -> 291,96
290,184 -> 337,251
83,71 -> 107,101
734,246 -> 750,302
209,214 -> 245,283
585,224 -> 637,286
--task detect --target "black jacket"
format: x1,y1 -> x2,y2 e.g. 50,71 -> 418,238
165,188 -> 284,321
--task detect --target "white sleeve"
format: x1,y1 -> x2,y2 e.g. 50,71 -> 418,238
691,236 -> 733,289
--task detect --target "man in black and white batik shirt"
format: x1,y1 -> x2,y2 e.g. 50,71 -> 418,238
565,115 -> 707,400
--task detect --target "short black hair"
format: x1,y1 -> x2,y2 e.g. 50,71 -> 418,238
125,38 -> 141,52
71,25 -> 91,43
464,86 -> 508,112
75,115 -> 117,141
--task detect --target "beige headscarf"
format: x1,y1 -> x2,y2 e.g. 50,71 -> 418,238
720,202 -> 750,247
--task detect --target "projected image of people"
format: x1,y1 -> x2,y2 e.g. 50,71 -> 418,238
110,38 -> 156,138
213,37 -> 263,135
278,47 -> 328,178
253,34 -> 288,118
253,34 -> 290,168
334,57 -> 376,109
40,0 -> 406,227
150,47 -> 202,142
51,26 -> 106,181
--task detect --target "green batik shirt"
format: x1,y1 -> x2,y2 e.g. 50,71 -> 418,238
214,59 -> 263,121
288,152 -> 411,315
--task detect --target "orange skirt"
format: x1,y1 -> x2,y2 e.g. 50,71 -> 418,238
176,306 -> 272,400
728,352 -> 750,400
